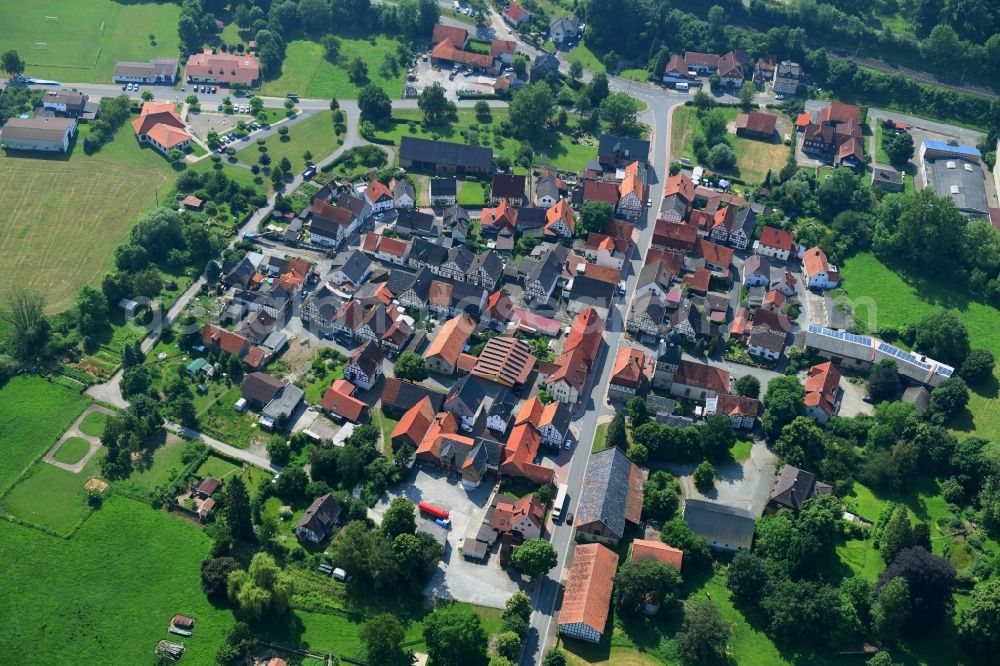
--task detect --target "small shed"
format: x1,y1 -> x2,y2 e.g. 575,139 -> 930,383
171,615 -> 195,629
463,537 -> 488,560
118,297 -> 140,317
181,195 -> 203,211
186,357 -> 210,376
234,397 -> 248,413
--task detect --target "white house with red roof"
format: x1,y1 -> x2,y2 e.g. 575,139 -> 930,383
363,179 -> 394,213
756,226 -> 794,261
131,101 -> 190,156
802,246 -> 840,289
804,361 -> 842,424
503,2 -> 532,28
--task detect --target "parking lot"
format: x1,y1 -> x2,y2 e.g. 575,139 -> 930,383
369,467 -> 525,608
187,110 -> 257,142
409,56 -> 501,100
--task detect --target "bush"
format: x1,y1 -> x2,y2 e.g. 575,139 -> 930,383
693,461 -> 715,491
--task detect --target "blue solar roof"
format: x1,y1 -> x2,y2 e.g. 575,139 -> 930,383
877,342 -> 933,371
935,365 -> 954,377
807,324 -> 872,346
923,140 -> 981,158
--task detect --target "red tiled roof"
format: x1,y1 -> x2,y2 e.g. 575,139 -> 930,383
644,248 -> 684,275
759,226 -> 794,251
684,267 -> 711,293
796,112 -> 812,128
202,323 -> 248,357
735,111 -> 776,136
545,199 -> 575,235
473,336 -> 536,387
664,54 -> 686,74
321,380 -> 368,422
379,237 -> 408,258
560,543 -> 619,634
820,102 -> 861,126
631,539 -> 683,571
480,200 -> 517,233
547,346 -> 591,391
486,289 -> 514,321
805,361 -> 842,417
664,173 -> 695,202
185,51 -> 260,85
431,39 -> 495,69
803,246 -> 833,278
610,347 -> 649,389
674,359 -> 729,393
243,345 -> 266,369
696,238 -> 734,268
582,180 -> 619,206
584,262 -> 620,285
516,395 -> 545,426
424,314 -> 476,367
491,39 -> 517,59
564,307 -> 604,364
362,232 -> 380,253
712,393 -> 760,419
505,2 -> 530,21
392,396 -> 436,445
652,219 -> 697,251
432,24 -> 468,47
619,160 -> 645,201
364,179 -> 392,203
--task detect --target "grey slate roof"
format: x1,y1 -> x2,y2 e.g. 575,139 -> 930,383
334,250 -> 371,285
399,136 -> 493,171
527,249 -> 563,292
350,340 -> 385,377
263,383 -> 304,421
598,133 -> 650,165
445,374 -> 489,417
410,237 -> 449,265
431,178 -> 458,197
396,208 -> 437,235
386,269 -> 418,297
683,498 -> 756,549
515,206 -> 548,231
577,447 -> 640,540
768,464 -> 832,513
443,204 -> 469,227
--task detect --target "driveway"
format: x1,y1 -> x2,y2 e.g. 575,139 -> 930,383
370,467 -> 524,608
837,374 -> 874,418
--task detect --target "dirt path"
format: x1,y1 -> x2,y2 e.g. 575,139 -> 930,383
43,405 -> 115,473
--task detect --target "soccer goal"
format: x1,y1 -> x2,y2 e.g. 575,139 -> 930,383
35,42 -> 48,51
44,16 -> 59,22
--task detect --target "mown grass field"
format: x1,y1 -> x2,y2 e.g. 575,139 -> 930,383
0,0 -> 180,82
261,36 -> 406,99
52,437 -> 91,464
3,448 -> 104,534
670,106 -> 788,185
0,120 -> 175,312
78,411 -> 108,437
839,252 -> 1000,442
236,111 -> 342,176
0,376 -> 90,493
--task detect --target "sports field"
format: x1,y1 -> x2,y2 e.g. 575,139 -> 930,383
0,119 -> 174,312
0,1 -> 181,83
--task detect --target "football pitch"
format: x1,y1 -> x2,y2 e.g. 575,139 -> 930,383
0,1 -> 181,83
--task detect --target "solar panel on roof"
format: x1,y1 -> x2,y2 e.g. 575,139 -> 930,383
935,366 -> 954,377
807,324 -> 871,346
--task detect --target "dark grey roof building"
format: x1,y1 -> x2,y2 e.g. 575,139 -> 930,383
767,465 -> 832,514
399,136 -> 493,175
576,447 -> 647,546
683,498 -> 756,551
598,133 -> 650,168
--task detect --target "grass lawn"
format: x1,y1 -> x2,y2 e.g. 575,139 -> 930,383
197,385 -> 267,449
457,180 -> 488,207
839,252 -> 1000,443
0,376 -> 91,493
2,449 -> 104,535
373,410 -> 398,463
373,108 -> 598,172
566,43 -> 605,73
618,68 -> 650,82
592,423 -> 609,453
729,440 -> 753,462
670,106 -> 787,185
112,434 -> 189,495
196,454 -> 242,481
0,120 -> 176,312
874,122 -> 890,164
52,437 -> 92,465
0,0 -> 180,83
78,411 -> 108,437
191,157 -> 264,192
236,111 -> 342,176
261,35 -> 406,99
0,497 -> 234,664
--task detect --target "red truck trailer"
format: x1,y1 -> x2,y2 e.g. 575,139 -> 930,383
418,501 -> 450,520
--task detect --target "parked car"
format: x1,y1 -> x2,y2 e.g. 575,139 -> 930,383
563,438 -> 572,450
217,103 -> 223,111
566,512 -> 574,524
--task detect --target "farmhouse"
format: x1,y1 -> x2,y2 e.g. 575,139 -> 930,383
185,51 -> 260,86
1,116 -> 77,152
424,314 -> 476,376
472,336 -> 536,390
131,101 -> 190,156
321,379 -> 369,423
558,543 -> 619,644
295,494 -> 341,543
804,361 -> 842,424
705,393 -> 760,430
767,465 -> 832,514
114,57 -> 179,84
735,111 -> 777,140
399,136 -> 493,175
756,226 -> 794,261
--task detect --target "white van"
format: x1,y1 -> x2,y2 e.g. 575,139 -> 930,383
675,82 -> 689,92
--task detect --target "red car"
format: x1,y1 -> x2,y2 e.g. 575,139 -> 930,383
566,512 -> 574,524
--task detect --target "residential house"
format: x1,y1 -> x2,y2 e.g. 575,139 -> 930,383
544,199 -> 575,239
597,134 -> 650,170
549,16 -> 581,45
662,54 -> 689,82
582,180 -> 619,208
391,178 -> 416,209
652,220 -> 698,253
492,494 -> 545,541
426,278 -> 489,319
559,543 -> 619,644
114,57 -> 179,84
321,379 -> 369,423
535,172 -> 560,207
375,236 -> 411,265
344,340 -> 384,391
430,38 -> 497,72
683,498 -> 755,551
754,55 -> 777,84
294,494 -> 341,543
530,52 -> 561,82
565,307 -> 604,368
359,304 -> 414,354
772,60 -> 801,96
717,50 -> 747,87
743,255 -> 771,287
516,396 -> 572,449
491,39 -> 518,64
634,261 -> 673,301
803,105 -> 864,170
515,206 -> 548,239
310,200 -> 358,247
627,291 -> 666,341
705,394 -> 760,430
617,161 -> 647,219
468,250 -> 504,290
653,336 -> 683,389
240,372 -> 284,410
803,246 -> 840,289
500,421 -> 555,484
544,347 -> 590,404
130,101 -> 190,156
484,289 -> 515,330
871,167 -> 904,193
438,245 -> 476,283
430,178 -> 458,206
664,172 -> 696,208
756,226 -> 794,261
583,232 -> 627,271
486,390 -> 518,435
473,336 -> 537,391
443,374 -> 489,432
609,347 -> 652,398
329,250 -> 372,291
443,205 -> 469,245
630,539 -> 683,572
747,325 -> 787,361
503,2 -> 532,28
767,465 -> 832,514
380,378 -> 445,420
408,237 -> 450,271
670,359 -> 730,402
576,447 -> 647,547
42,90 -> 88,116
391,396 -> 437,451
804,361 -> 841,423
0,116 -> 76,152
479,200 -> 518,251
684,51 -> 720,73
185,51 -> 260,86
491,174 -> 527,205
524,248 -> 564,303
424,314 -> 476,375
735,111 -> 777,140
363,179 -> 394,213
696,238 -> 734,275
398,136 -> 493,175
